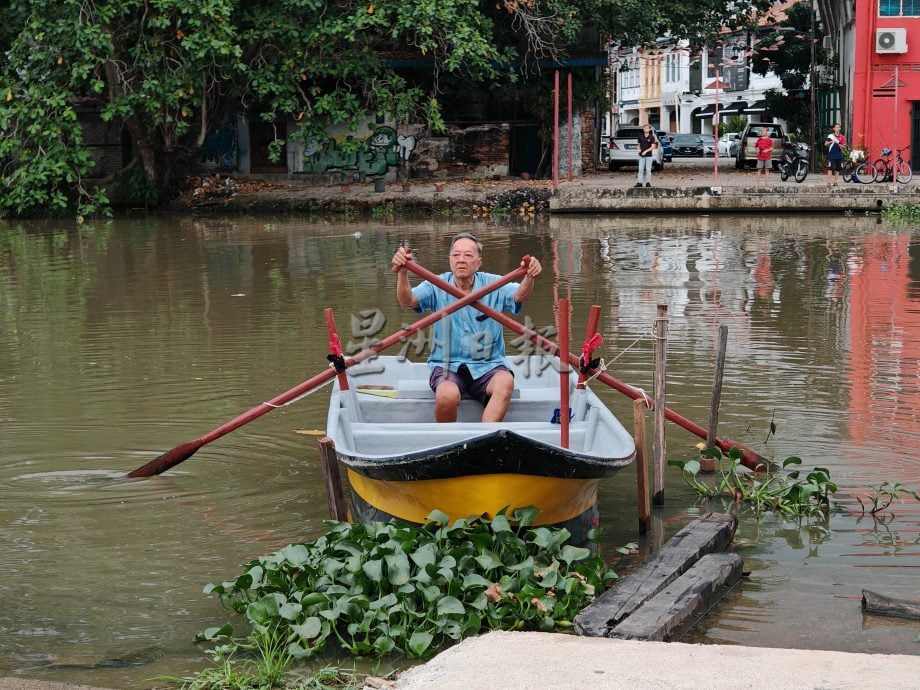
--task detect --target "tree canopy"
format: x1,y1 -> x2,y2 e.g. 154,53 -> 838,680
751,1 -> 830,137
1,0 -> 774,217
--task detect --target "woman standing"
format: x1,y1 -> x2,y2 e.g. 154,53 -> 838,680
635,124 -> 658,188
825,123 -> 846,186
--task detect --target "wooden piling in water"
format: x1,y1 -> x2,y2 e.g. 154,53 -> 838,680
702,324 -> 729,473
633,398 -> 650,535
652,304 -> 668,506
318,437 -> 349,521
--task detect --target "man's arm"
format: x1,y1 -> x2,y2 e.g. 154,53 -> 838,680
513,257 -> 542,303
392,247 -> 419,308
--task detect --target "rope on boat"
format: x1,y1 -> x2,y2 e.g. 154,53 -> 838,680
581,327 -> 656,408
263,373 -> 335,408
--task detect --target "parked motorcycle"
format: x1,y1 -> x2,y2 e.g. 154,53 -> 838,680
778,142 -> 810,183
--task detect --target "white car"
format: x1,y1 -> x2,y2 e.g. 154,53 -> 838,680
717,132 -> 740,157
607,126 -> 664,172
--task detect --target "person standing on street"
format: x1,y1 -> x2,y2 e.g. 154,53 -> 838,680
755,128 -> 774,186
825,123 -> 846,186
635,124 -> 658,188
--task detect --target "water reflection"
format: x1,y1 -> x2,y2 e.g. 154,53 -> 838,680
1,213 -> 919,686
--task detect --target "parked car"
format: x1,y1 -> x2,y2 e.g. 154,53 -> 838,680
735,122 -> 788,169
671,133 -> 705,157
657,131 -> 673,162
717,132 -> 740,156
607,126 -> 664,171
700,134 -> 716,156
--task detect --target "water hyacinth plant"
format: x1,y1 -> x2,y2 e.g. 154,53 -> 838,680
200,507 -> 630,661
668,446 -> 838,518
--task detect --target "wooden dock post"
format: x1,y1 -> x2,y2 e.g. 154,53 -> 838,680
652,304 -> 668,506
702,324 -> 729,473
633,398 -> 650,535
318,437 -> 349,521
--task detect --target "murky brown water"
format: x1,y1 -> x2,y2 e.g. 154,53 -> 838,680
1,213 -> 918,686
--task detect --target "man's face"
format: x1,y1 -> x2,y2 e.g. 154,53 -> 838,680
449,238 -> 481,279
643,126 -> 651,135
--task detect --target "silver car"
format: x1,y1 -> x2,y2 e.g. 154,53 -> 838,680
607,126 -> 664,172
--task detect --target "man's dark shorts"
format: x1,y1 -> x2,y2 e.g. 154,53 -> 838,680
829,159 -> 843,172
429,364 -> 513,406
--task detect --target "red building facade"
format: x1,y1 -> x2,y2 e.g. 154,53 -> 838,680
853,0 -> 920,168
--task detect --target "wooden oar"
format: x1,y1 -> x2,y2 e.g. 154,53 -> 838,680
401,260 -> 770,471
126,260 -> 530,478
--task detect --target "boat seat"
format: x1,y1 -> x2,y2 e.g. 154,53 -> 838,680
396,379 -> 520,400
347,421 -> 590,455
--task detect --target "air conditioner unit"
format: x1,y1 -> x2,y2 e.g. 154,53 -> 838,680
876,28 -> 908,54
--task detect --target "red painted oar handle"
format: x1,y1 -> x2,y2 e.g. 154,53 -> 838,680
393,249 -> 532,274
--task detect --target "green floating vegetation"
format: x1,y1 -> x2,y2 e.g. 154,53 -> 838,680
200,507 -> 630,664
881,203 -> 920,223
668,446 -> 838,518
856,481 -> 920,516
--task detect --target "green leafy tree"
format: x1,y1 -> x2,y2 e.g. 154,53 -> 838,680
1,0 -> 775,217
750,1 -> 829,136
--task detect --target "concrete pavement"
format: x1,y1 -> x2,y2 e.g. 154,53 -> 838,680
392,631 -> 920,689
8,631 -> 920,690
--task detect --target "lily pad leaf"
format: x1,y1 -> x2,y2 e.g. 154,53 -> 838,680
385,552 -> 411,586
291,616 -> 322,640
437,595 -> 465,616
408,631 -> 433,657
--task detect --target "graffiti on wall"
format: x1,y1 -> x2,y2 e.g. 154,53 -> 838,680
302,126 -> 418,175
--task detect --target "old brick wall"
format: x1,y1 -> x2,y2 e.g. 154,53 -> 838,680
77,111 -> 127,178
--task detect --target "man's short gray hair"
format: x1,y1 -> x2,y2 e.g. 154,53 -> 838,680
450,232 -> 482,256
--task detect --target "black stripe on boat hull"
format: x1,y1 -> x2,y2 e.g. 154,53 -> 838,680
336,428 -> 634,482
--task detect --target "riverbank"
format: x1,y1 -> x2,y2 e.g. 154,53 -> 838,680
166,162 -> 920,217
6,631 -> 920,690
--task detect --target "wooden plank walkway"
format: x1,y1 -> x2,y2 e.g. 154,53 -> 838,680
575,512 -> 740,641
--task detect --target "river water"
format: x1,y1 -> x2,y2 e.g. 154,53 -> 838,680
1,213 -> 918,687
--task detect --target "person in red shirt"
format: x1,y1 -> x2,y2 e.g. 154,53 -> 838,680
755,129 -> 774,186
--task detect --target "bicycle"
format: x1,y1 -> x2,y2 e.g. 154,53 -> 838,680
854,159 -> 878,184
872,146 -> 912,184
841,158 -> 859,183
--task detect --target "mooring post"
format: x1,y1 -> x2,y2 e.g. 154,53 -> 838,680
633,398 -> 650,534
653,304 -> 668,506
702,324 -> 729,473
318,437 -> 349,521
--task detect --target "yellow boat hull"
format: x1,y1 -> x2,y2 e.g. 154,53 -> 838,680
347,470 -> 601,525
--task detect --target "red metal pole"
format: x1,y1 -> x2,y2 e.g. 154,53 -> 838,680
713,65 -> 720,187
558,298 -> 570,448
553,71 -> 559,190
567,71 -> 574,181
402,261 -> 769,472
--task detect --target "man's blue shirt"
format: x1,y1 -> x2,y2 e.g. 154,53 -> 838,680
412,272 -> 521,379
